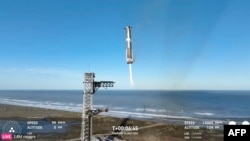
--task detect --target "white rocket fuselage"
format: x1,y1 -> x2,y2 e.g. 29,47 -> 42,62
125,26 -> 134,64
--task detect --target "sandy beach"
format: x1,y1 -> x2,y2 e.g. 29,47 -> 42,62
0,104 -> 223,141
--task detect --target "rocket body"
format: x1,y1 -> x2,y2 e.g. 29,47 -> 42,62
125,26 -> 134,64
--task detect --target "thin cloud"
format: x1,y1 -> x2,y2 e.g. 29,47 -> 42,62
6,67 -> 81,76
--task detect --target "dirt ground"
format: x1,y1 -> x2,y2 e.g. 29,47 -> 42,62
0,104 -> 223,141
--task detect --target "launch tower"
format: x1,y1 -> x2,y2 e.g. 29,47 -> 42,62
81,73 -> 115,141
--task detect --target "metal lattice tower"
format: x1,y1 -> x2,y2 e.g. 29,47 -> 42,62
81,73 -> 114,141
81,73 -> 94,141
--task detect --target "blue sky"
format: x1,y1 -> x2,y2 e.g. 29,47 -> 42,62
0,0 -> 249,90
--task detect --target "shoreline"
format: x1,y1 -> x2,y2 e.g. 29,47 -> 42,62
0,103 -> 230,128
0,103 -> 192,124
0,103 -> 223,141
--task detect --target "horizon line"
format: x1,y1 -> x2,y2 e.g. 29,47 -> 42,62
0,89 -> 249,91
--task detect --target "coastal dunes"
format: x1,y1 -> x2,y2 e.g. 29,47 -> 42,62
0,104 -> 222,141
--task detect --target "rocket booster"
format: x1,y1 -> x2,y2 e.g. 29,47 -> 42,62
125,26 -> 134,64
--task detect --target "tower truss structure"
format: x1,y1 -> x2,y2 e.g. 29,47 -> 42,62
81,73 -> 114,141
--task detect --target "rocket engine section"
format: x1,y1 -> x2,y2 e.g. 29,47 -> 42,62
125,26 -> 134,64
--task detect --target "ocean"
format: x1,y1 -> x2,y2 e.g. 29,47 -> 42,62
0,90 -> 250,124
